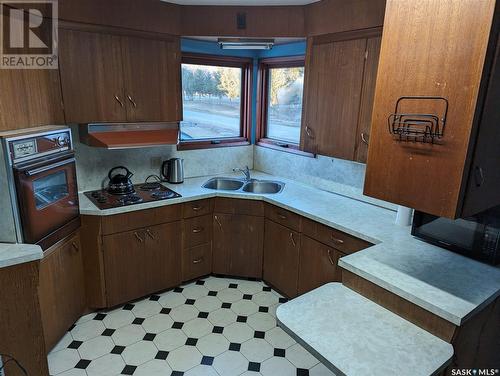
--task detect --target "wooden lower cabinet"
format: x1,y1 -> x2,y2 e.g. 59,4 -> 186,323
182,243 -> 212,281
263,219 -> 300,297
213,213 -> 264,278
297,236 -> 343,295
39,231 -> 86,351
103,221 -> 181,307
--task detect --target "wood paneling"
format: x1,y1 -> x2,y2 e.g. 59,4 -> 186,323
214,198 -> 265,217
342,270 -> 457,342
59,0 -> 181,35
263,219 -> 300,298
0,261 -> 48,376
355,36 -> 382,163
301,36 -> 368,159
182,243 -> 212,282
363,0 -> 497,218
265,204 -> 302,232
301,217 -> 373,255
101,204 -> 182,235
213,213 -> 264,278
183,199 -> 214,218
39,231 -> 86,351
58,28 -> 126,123
183,214 -> 212,249
305,0 -> 386,36
181,5 -> 305,37
298,236 -> 342,295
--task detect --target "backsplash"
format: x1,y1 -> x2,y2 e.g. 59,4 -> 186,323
253,146 -> 396,210
73,127 -> 253,191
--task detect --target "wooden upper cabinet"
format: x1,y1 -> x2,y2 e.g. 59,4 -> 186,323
121,36 -> 181,121
59,28 -> 126,123
301,29 -> 382,161
364,0 -> 499,218
58,25 -> 182,123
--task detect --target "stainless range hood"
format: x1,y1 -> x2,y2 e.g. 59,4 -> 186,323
79,122 -> 179,149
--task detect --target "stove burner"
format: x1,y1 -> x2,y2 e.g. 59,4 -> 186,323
117,194 -> 143,205
139,182 -> 161,191
151,191 -> 176,200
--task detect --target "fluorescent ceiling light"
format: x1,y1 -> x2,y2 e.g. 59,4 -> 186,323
218,38 -> 274,50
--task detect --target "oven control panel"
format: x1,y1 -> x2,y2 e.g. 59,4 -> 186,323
7,129 -> 72,163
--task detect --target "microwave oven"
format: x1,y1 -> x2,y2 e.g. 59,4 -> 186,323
412,206 -> 500,265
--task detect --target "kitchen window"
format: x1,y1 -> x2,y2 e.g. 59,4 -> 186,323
257,56 -> 305,151
178,53 -> 252,149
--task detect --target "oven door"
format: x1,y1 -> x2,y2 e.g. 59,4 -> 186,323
14,154 -> 79,248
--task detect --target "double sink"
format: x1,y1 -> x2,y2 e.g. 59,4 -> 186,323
203,177 -> 285,194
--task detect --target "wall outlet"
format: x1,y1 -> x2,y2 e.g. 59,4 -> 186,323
150,156 -> 162,170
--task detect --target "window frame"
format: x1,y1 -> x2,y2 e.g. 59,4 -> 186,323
178,53 -> 252,150
256,55 -> 310,155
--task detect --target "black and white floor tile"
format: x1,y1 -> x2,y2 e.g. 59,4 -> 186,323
48,276 -> 335,376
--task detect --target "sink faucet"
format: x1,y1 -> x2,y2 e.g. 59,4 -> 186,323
233,166 -> 251,181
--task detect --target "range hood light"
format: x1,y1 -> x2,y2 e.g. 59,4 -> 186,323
218,38 -> 274,50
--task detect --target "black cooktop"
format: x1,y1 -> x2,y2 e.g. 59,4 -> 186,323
84,182 -> 181,210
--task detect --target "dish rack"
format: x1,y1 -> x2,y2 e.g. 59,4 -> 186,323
388,96 -> 448,143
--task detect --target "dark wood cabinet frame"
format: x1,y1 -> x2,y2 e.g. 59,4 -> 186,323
178,53 -> 252,150
256,55 -> 313,157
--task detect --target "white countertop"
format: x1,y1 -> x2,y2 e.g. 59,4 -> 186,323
277,283 -> 454,376
79,170 -> 500,326
0,242 -> 43,269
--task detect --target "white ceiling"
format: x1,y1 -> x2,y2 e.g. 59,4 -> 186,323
162,0 -> 320,6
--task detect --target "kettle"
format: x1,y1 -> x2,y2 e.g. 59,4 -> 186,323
162,158 -> 184,184
107,166 -> 135,195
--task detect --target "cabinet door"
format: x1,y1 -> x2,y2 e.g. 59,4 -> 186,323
213,213 -> 264,278
121,36 -> 182,121
263,219 -> 300,297
59,28 -> 126,123
301,37 -> 367,160
39,232 -> 86,350
182,243 -> 212,282
102,229 -> 147,307
297,236 -> 342,295
144,221 -> 182,293
354,36 -> 382,163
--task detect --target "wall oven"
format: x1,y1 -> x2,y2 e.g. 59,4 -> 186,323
0,127 -> 80,250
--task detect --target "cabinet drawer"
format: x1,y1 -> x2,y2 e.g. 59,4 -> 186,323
183,214 -> 212,248
183,199 -> 213,218
302,218 -> 372,254
102,204 -> 182,235
265,204 -> 302,231
182,243 -> 212,281
214,197 -> 264,216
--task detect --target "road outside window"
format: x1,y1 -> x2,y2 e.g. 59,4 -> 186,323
181,63 -> 242,140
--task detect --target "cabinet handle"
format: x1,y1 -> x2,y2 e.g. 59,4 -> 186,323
330,234 -> 344,244
114,95 -> 124,108
71,242 -> 79,252
192,227 -> 204,234
289,232 -> 296,247
214,215 -> 222,228
134,231 -> 144,243
192,205 -> 202,211
127,95 -> 137,108
146,229 -> 156,240
277,213 -> 287,220
327,249 -> 335,266
474,166 -> 485,187
361,132 -> 369,145
305,125 -> 314,139
193,258 -> 204,264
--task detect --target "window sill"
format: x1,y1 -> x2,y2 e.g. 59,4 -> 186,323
177,138 -> 250,151
256,140 -> 315,158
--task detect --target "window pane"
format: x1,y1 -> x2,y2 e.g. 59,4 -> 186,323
181,63 -> 242,140
266,66 -> 304,144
